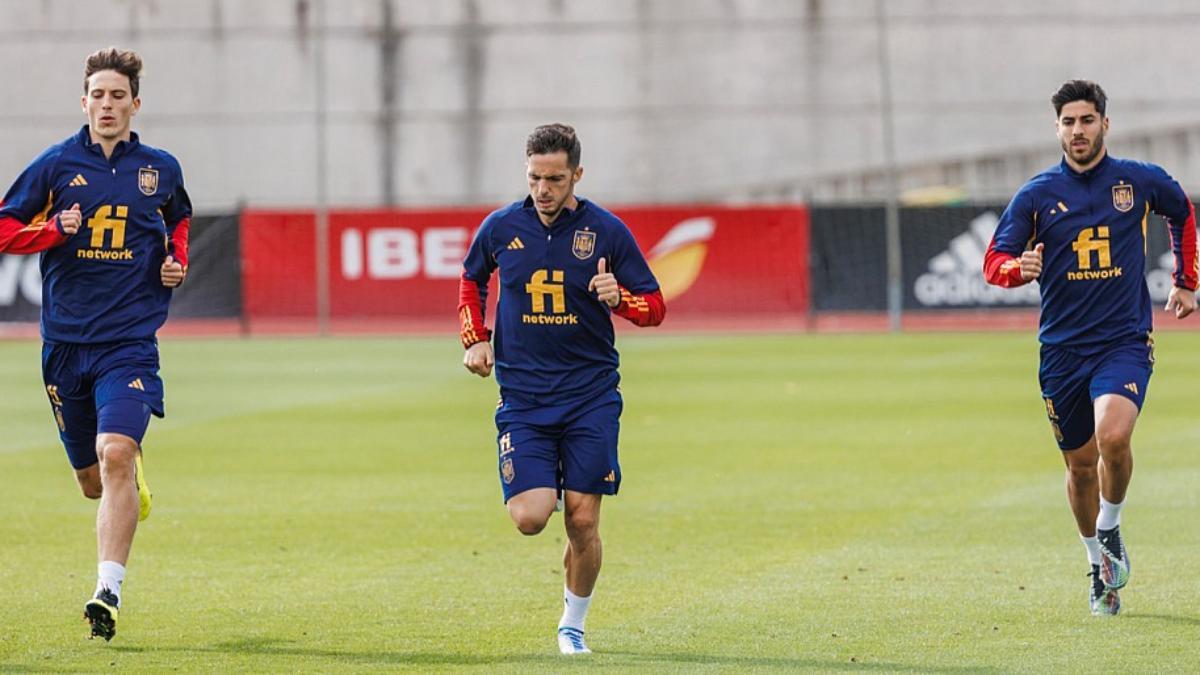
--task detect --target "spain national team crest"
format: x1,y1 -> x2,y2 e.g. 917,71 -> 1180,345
572,229 -> 596,260
1112,183 -> 1134,213
138,167 -> 159,196
501,458 -> 515,484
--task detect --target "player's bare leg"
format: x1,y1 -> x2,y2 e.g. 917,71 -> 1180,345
1094,394 -> 1136,505
1062,437 -> 1100,537
558,491 -> 601,654
507,487 -> 557,536
85,432 -> 141,641
1062,437 -> 1116,614
1093,394 -> 1137,591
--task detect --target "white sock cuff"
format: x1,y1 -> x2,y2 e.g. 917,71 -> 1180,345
1080,534 -> 1102,566
98,561 -> 126,578
1097,496 -> 1125,530
564,586 -> 591,604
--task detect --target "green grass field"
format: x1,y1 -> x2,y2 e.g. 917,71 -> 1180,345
1,332 -> 1198,672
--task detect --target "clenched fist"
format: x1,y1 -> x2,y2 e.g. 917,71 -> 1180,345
588,257 -> 620,308
463,340 -> 495,377
161,254 -> 186,288
1020,242 -> 1044,281
56,203 -> 81,235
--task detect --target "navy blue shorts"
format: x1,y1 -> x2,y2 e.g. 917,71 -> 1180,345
494,387 -> 623,503
1039,336 -> 1154,451
42,339 -> 164,470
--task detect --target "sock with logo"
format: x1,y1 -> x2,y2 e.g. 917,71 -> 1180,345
558,586 -> 591,631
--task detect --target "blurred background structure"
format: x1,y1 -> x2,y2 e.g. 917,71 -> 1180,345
1,0 -> 1199,332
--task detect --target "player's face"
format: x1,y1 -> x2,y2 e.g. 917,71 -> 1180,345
526,151 -> 583,224
1056,100 -> 1108,169
82,70 -> 140,141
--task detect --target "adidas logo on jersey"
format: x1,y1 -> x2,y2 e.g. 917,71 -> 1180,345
128,378 -> 145,391
914,211 -> 1041,307
507,237 -> 525,250
69,174 -> 88,187
1124,382 -> 1139,395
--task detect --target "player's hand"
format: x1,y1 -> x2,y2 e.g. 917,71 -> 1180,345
160,255 -> 186,288
1019,242 -> 1044,281
56,203 -> 81,235
588,258 -> 620,308
1165,285 -> 1197,319
463,340 -> 494,378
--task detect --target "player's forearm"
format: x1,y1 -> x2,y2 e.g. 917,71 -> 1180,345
167,217 -> 191,270
1166,202 -> 1199,290
983,241 -> 1028,288
458,272 -> 491,348
612,287 -> 665,327
0,215 -> 67,254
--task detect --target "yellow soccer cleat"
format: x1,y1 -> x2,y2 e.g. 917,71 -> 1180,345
135,454 -> 152,522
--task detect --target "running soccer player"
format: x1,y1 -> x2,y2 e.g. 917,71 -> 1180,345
458,123 -> 665,654
983,80 -> 1197,616
0,47 -> 191,640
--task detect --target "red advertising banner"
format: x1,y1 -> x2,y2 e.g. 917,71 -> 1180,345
241,205 -> 808,328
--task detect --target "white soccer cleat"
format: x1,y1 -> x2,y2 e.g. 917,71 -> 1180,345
557,626 -> 591,655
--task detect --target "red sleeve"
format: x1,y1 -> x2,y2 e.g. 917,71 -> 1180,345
0,213 -> 67,254
1168,202 -> 1198,291
982,237 -> 1029,288
458,272 -> 491,348
168,217 -> 190,270
612,287 -> 666,327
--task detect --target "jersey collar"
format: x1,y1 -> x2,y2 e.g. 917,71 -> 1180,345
522,195 -> 589,228
75,124 -> 142,160
1060,151 -> 1110,179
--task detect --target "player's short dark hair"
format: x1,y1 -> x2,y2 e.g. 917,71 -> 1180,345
526,123 -> 581,167
1051,79 -> 1107,117
84,47 -> 143,98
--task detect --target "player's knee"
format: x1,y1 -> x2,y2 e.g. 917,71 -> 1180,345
564,510 -> 599,539
508,505 -> 550,536
1095,427 -> 1132,457
513,513 -> 549,536
1066,461 -> 1097,483
97,439 -> 138,474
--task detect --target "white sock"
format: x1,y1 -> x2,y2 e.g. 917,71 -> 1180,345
96,561 -> 125,605
1081,535 -> 1102,566
1097,496 -> 1124,531
558,586 -> 591,631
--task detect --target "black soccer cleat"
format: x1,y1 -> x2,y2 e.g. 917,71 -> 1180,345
84,589 -> 119,641
1097,526 -> 1130,590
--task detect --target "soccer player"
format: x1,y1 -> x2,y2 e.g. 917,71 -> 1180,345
0,47 -> 191,640
984,80 -> 1197,616
458,124 -> 665,654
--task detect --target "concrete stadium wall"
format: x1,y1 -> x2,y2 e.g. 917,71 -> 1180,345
1,0 -> 1199,209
